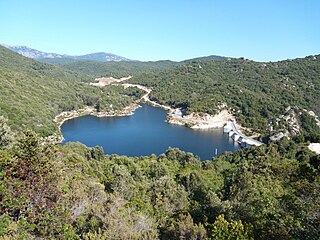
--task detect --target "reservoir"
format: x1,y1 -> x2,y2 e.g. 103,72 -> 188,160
61,104 -> 241,160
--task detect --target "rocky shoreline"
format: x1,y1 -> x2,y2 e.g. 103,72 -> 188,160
47,103 -> 140,144
167,109 -> 232,128
50,103 -> 241,145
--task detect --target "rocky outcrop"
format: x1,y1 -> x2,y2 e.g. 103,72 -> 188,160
269,106 -> 300,141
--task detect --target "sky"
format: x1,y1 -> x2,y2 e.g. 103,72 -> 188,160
0,0 -> 319,61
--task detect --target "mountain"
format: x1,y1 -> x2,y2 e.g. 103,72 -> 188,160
75,52 -> 131,62
2,44 -> 66,59
3,44 -> 227,65
2,44 -> 131,62
58,60 -> 179,78
56,56 -> 227,78
183,55 -> 227,62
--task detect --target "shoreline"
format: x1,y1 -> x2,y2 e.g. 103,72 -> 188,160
167,109 -> 236,129
49,103 -> 141,144
49,81 -> 259,145
51,102 -> 249,145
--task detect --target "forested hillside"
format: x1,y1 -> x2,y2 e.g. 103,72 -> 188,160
0,129 -> 319,239
0,46 -> 143,136
128,56 -> 320,140
0,45 -> 320,239
57,55 -> 226,79
58,60 -> 179,78
1,44 -> 319,140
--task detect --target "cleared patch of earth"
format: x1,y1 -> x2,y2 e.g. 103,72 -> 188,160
89,76 -> 132,87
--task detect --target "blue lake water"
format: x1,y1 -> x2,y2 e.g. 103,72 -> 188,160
61,104 -> 241,160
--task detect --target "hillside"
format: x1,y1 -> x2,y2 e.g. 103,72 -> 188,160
127,56 -> 320,140
181,55 -> 227,62
57,55 -> 227,79
0,46 -> 143,136
0,128 -> 319,239
58,60 -> 180,78
0,45 -> 320,239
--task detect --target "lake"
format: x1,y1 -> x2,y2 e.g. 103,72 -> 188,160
61,104 -> 241,160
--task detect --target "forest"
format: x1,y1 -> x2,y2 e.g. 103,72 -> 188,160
53,55 -> 225,79
0,45 -> 320,239
127,56 -> 320,141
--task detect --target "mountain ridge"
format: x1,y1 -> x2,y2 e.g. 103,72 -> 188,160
3,44 -> 228,64
2,44 -> 131,62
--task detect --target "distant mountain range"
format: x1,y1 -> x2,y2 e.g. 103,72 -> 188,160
2,44 -> 227,64
2,44 -> 131,62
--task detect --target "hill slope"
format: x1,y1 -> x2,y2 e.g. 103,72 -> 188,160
128,56 -> 320,139
0,46 -> 141,135
59,60 -> 180,78
57,55 -> 227,78
1,129 -> 319,239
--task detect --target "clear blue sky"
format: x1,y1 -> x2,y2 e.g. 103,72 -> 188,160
0,0 -> 319,61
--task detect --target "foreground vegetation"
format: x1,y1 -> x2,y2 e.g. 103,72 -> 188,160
0,127 -> 319,239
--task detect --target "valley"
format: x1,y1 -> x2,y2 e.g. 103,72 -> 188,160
58,70 -> 262,149
0,44 -> 319,239
1,1 -> 319,239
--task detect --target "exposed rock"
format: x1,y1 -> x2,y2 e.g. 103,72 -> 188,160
269,107 -> 300,141
308,143 -> 320,154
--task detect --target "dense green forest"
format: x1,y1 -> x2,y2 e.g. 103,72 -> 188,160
56,55 -> 226,79
58,60 -> 179,78
0,46 -> 143,136
0,129 -> 319,239
127,56 -> 320,140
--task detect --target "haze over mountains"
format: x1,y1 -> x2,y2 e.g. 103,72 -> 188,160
2,44 -> 227,64
2,44 -> 131,63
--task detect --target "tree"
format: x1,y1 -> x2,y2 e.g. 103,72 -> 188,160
161,213 -> 207,240
0,130 -> 74,238
0,116 -> 14,149
208,214 -> 253,240
90,146 -> 104,161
